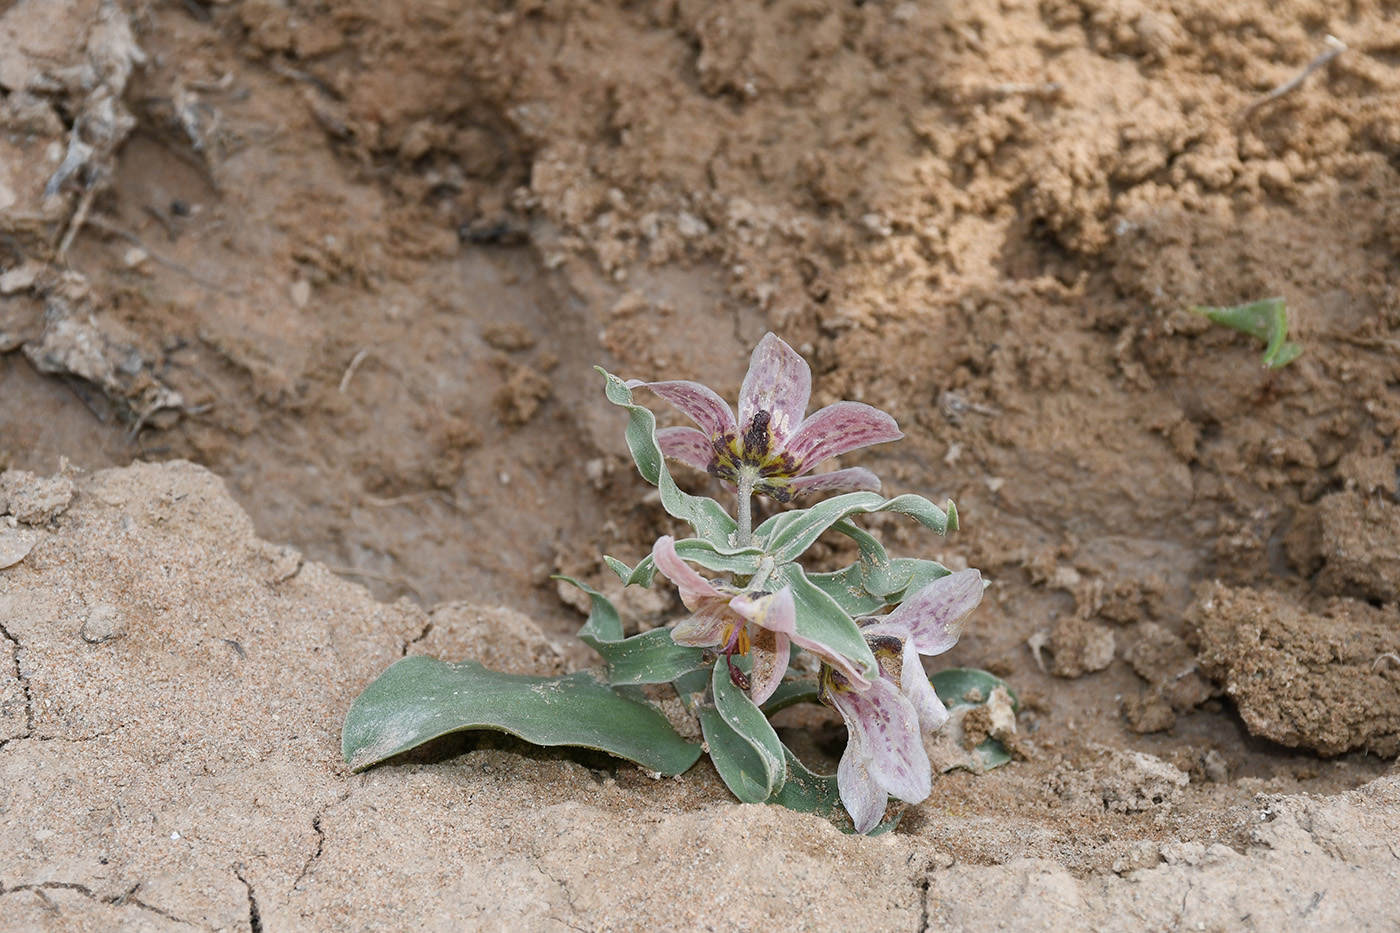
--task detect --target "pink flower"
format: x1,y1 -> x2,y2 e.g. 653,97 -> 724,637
629,333 -> 903,502
819,569 -> 983,833
652,536 -> 869,704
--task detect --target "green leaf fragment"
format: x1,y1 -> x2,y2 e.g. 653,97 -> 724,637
929,668 -> 1018,772
930,668 -> 1019,713
557,576 -> 707,685
1191,297 -> 1302,369
702,662 -> 787,803
342,656 -> 703,776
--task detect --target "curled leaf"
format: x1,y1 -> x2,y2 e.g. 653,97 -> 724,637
1190,297 -> 1302,369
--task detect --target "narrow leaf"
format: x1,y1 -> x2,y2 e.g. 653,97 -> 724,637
598,368 -> 738,546
343,657 -> 702,776
558,576 -> 706,684
757,492 -> 956,564
704,662 -> 787,802
616,538 -> 763,590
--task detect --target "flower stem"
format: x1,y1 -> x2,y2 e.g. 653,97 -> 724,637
736,472 -> 755,548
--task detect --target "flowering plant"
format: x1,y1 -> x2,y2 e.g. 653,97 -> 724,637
343,334 -> 1004,833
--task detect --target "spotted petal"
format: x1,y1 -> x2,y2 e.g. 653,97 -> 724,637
631,379 -> 737,439
656,426 -> 716,474
738,333 -> 812,448
837,735 -> 890,835
829,677 -> 931,832
785,402 -> 903,474
652,535 -> 725,611
785,466 -> 883,497
881,569 -> 983,657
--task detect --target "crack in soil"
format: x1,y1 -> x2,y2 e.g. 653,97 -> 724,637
4,880 -> 197,926
233,864 -> 264,933
918,873 -> 931,933
292,792 -> 348,890
0,619 -> 34,739
400,621 -> 433,657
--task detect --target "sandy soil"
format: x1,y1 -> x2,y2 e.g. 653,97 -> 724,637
3,0 -> 1400,929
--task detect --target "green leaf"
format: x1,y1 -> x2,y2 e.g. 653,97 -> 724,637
770,562 -> 878,680
803,520 -> 956,617
1191,297 -> 1303,369
617,538 -> 765,589
343,656 -> 702,775
759,679 -> 821,716
598,368 -> 738,546
765,748 -> 899,836
603,555 -> 634,582
930,668 -> 1019,712
671,668 -> 711,708
756,492 -> 957,564
929,668 -> 1018,772
701,662 -> 786,803
557,576 -> 707,684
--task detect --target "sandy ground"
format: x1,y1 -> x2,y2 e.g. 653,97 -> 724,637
3,0 -> 1400,929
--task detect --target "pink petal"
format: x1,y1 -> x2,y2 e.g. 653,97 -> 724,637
636,380 -> 737,439
881,569 -> 983,657
651,536 -> 725,611
671,601 -> 733,647
656,426 -> 716,473
747,625 -> 790,705
830,677 -> 931,810
899,640 -> 949,734
784,402 -> 903,474
837,738 -> 889,834
739,333 -> 812,449
734,587 -> 870,690
785,466 -> 883,497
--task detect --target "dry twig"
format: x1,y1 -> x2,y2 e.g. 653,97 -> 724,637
1239,35 -> 1346,120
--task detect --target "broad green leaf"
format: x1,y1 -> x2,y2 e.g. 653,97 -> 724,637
702,662 -> 786,802
598,368 -> 737,546
765,748 -> 899,836
558,576 -> 706,684
343,656 -> 702,775
700,707 -> 770,803
756,492 -> 957,564
1191,297 -> 1302,369
770,562 -> 878,680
